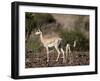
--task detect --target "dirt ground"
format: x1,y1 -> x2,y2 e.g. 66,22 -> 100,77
25,49 -> 89,68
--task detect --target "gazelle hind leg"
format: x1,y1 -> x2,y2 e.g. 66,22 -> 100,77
61,48 -> 65,63
55,46 -> 60,62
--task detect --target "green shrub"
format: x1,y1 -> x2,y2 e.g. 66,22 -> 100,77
60,30 -> 89,51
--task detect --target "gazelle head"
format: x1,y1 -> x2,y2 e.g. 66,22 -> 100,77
35,29 -> 42,35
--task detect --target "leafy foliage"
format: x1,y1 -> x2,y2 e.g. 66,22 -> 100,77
25,13 -> 56,40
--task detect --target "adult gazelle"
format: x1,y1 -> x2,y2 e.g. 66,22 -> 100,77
35,29 -> 65,62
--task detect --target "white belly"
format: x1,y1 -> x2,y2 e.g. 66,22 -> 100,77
48,43 -> 55,47
44,42 -> 56,47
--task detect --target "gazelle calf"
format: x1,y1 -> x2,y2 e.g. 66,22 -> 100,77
35,29 -> 65,62
66,40 -> 77,55
65,40 -> 77,63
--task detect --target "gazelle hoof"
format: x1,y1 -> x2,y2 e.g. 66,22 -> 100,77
56,59 -> 58,62
47,60 -> 49,62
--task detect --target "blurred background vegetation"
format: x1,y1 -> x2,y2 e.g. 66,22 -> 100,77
25,12 -> 89,54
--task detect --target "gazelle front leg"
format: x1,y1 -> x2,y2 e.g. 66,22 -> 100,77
66,44 -> 71,60
55,46 -> 60,62
46,47 -> 49,62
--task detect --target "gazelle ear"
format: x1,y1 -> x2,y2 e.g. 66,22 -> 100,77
38,28 -> 41,32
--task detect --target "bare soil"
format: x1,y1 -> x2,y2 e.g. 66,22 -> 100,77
25,50 -> 89,68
